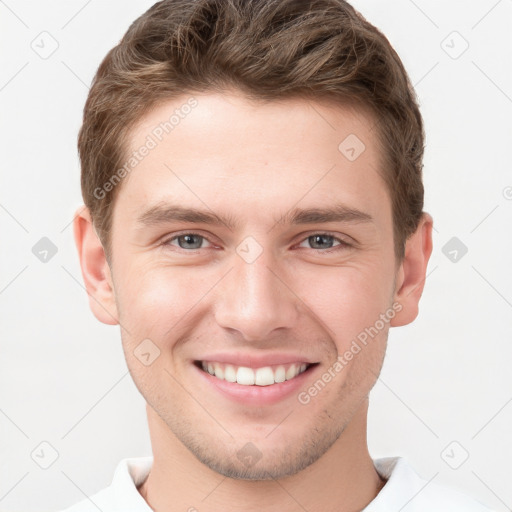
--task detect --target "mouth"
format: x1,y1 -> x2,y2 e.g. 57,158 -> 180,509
194,360 -> 318,386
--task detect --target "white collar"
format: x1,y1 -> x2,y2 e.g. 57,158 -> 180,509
98,455 -> 493,511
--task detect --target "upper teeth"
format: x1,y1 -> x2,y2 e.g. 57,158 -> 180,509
200,362 -> 309,386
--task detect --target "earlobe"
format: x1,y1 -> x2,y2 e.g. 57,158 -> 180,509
390,212 -> 433,327
73,205 -> 119,325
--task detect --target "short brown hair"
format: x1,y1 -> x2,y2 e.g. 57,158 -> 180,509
78,0 -> 425,265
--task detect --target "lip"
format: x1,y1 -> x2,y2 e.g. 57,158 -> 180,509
193,360 -> 320,406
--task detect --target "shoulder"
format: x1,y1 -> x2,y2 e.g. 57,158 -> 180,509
55,456 -> 153,512
368,457 -> 496,512
55,486 -> 114,512
416,477 -> 496,511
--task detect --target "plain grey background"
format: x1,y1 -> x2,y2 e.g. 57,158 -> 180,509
1,0 -> 511,510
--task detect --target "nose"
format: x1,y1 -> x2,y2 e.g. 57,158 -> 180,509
213,248 -> 300,342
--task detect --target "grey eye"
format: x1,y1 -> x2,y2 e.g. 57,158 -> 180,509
174,234 -> 205,249
306,234 -> 337,249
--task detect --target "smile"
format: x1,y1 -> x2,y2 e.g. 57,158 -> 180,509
196,361 -> 313,386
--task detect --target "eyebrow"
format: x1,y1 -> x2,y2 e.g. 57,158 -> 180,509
136,202 -> 374,231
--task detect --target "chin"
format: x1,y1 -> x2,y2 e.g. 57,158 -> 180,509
178,419 -> 345,481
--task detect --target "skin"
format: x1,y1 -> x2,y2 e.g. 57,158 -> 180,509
74,90 -> 433,512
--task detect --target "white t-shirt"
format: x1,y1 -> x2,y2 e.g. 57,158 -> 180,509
58,456 -> 496,511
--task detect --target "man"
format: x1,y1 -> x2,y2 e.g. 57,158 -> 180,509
62,0 -> 495,510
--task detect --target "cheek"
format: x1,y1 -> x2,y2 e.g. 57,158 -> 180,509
297,262 -> 393,343
116,266 -> 200,398
116,263 -> 223,355
115,265 -> 192,341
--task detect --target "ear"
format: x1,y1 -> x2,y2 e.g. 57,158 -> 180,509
73,205 -> 119,325
390,212 -> 433,327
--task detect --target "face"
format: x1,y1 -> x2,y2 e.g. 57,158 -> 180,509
85,91 -> 423,480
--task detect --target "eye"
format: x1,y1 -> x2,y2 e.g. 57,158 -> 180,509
165,233 -> 212,250
298,233 -> 350,251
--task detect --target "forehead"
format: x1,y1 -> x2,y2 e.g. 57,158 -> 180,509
114,91 -> 390,230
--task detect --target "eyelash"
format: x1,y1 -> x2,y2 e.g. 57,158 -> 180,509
161,232 -> 352,254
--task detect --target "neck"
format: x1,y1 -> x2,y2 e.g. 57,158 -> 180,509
138,400 -> 387,512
